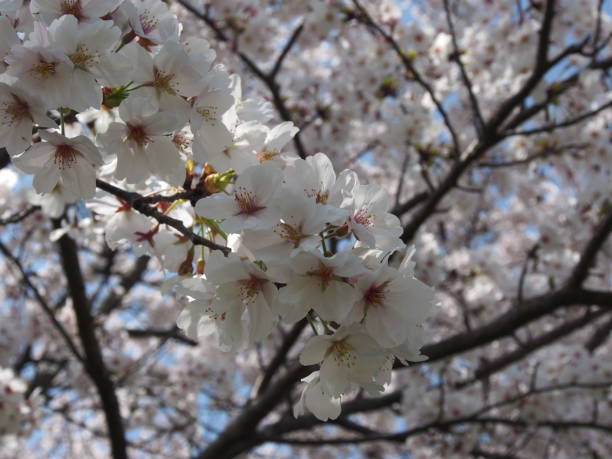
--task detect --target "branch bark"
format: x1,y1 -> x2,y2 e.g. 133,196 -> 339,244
54,223 -> 129,459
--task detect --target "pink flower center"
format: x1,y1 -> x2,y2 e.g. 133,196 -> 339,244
305,188 -> 329,204
30,60 -> 57,80
256,150 -> 279,162
139,9 -> 160,35
274,222 -> 305,247
234,189 -> 264,216
239,275 -> 266,302
329,339 -> 356,368
307,264 -> 336,290
150,68 -> 176,94
1,94 -> 31,125
353,208 -> 373,226
364,282 -> 389,308
54,144 -> 79,170
126,123 -> 151,148
61,0 -> 84,20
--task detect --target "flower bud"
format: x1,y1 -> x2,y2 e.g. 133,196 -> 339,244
102,85 -> 131,109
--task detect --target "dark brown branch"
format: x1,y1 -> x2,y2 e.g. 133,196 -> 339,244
586,314 -> 612,352
332,417 -> 379,436
459,308 -> 609,387
501,73 -> 581,131
261,382 -> 612,447
0,148 -> 9,169
97,255 -> 150,316
419,287 -> 611,365
478,143 -> 586,169
258,391 -> 403,442
269,23 -> 304,80
503,101 -> 612,137
471,448 -> 524,459
569,209 -> 612,287
0,206 -> 40,225
126,327 -> 198,346
54,224 -> 129,459
255,319 -> 307,397
590,55 -> 612,69
390,191 -> 429,216
96,179 -> 230,255
263,418 -> 612,446
443,0 -> 485,134
195,363 -> 312,459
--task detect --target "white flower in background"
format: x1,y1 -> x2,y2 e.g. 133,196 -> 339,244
190,93 -> 235,163
0,2 -> 33,34
126,40 -> 203,101
251,121 -> 299,166
293,371 -> 341,421
190,69 -> 235,163
5,38 -> 74,110
124,0 -> 179,45
240,188 -> 341,263
0,15 -> 19,73
299,325 -> 386,397
199,76 -> 274,172
0,0 -> 23,13
176,277 -> 217,340
30,0 -> 121,24
284,153 -> 349,209
343,175 -> 404,251
46,14 -> 121,111
203,252 -> 279,352
182,37 -> 216,78
196,120 -> 259,173
195,162 -> 283,233
29,182 -> 78,217
98,96 -> 184,183
0,83 -> 54,156
87,192 -> 156,252
278,250 -> 366,324
348,256 -> 435,349
13,130 -> 102,198
153,229 -> 192,273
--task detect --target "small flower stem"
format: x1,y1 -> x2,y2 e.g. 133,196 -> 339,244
320,232 -> 330,257
60,110 -> 65,135
306,314 -> 319,335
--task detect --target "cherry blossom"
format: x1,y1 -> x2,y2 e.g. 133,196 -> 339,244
13,130 -> 102,198
0,0 -> 609,456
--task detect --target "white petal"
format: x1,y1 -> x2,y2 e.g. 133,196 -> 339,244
299,336 -> 329,365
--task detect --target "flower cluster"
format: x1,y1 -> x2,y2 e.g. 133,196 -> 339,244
0,0 -> 436,422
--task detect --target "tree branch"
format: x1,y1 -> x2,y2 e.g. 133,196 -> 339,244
53,224 -> 129,459
126,327 -> 198,346
459,308 -> 609,387
97,255 -> 150,316
569,209 -> 612,287
269,23 -> 304,80
443,0 -> 485,135
96,179 -> 230,256
255,319 -> 307,397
